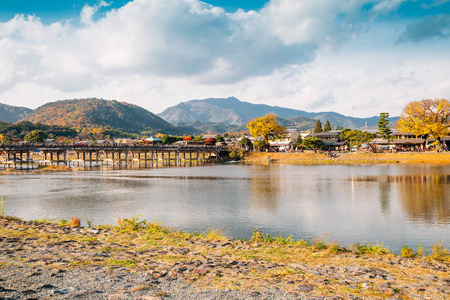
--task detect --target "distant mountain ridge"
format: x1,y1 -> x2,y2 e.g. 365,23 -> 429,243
22,98 -> 192,135
0,103 -> 32,123
158,97 -> 398,129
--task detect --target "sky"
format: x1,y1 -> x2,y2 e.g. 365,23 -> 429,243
1,0 -> 450,118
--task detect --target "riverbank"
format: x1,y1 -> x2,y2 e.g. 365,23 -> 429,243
1,217 -> 449,299
242,151 -> 450,164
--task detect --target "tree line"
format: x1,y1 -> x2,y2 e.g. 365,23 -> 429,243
244,99 -> 450,152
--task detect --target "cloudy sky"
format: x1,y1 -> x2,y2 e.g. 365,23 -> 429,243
1,0 -> 450,117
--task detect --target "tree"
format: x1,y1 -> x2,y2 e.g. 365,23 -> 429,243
293,135 -> 303,149
397,99 -> 450,151
0,134 -> 12,144
378,113 -> 392,138
246,113 -> 286,143
377,112 -> 393,151
24,130 -> 47,143
302,136 -> 325,152
323,120 -> 331,132
239,137 -> 253,151
340,129 -> 377,151
314,119 -> 323,133
253,140 -> 268,151
161,134 -> 178,145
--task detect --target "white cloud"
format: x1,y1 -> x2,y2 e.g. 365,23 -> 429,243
0,0 -> 450,118
370,0 -> 407,16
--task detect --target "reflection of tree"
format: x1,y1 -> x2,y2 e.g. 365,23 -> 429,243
378,176 -> 391,215
397,175 -> 450,223
250,174 -> 280,211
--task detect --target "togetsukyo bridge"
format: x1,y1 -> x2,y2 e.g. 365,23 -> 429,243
0,144 -> 229,169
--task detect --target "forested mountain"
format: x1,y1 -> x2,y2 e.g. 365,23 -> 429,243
0,103 -> 32,123
158,97 -> 398,129
0,121 -> 77,140
22,98 -> 191,135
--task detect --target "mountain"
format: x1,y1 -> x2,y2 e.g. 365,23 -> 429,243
22,98 -> 191,135
177,121 -> 241,134
280,116 -> 341,131
0,103 -> 32,123
158,97 -> 398,129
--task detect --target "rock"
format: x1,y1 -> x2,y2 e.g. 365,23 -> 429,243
52,287 -> 73,295
362,283 -> 370,289
0,286 -> 15,292
38,284 -> 56,289
87,228 -> 100,234
297,284 -> 317,292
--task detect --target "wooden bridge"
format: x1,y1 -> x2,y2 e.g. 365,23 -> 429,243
0,144 -> 228,169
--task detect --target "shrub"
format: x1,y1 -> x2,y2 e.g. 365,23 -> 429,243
70,216 -> 81,227
400,244 -> 415,258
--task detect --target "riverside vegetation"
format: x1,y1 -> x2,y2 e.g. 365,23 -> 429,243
0,213 -> 449,299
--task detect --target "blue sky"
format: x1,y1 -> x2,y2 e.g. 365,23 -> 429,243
1,0 -> 450,117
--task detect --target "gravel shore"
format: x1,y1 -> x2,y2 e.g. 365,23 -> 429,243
1,218 -> 449,299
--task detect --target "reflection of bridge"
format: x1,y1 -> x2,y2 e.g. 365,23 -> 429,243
0,144 -> 228,168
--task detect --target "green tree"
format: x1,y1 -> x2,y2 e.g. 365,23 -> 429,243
302,136 -> 325,152
293,135 -> 303,149
378,113 -> 392,138
24,130 -> 47,143
314,119 -> 323,133
193,135 -> 203,141
246,113 -> 286,143
377,112 -> 393,151
397,99 -> 450,151
161,134 -> 179,145
239,137 -> 253,151
323,120 -> 331,132
216,136 -> 225,142
340,129 -> 377,151
253,140 -> 269,151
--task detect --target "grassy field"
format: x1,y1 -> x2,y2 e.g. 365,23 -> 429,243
243,151 -> 450,165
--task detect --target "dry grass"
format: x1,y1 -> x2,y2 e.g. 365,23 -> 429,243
70,216 -> 81,227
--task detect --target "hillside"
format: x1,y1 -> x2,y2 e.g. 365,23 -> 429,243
0,103 -> 32,123
22,98 -> 190,135
158,97 -> 398,129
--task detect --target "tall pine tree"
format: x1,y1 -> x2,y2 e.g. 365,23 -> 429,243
323,120 -> 331,132
377,113 -> 392,140
314,119 -> 323,133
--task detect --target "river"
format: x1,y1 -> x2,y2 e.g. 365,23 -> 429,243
1,163 -> 449,252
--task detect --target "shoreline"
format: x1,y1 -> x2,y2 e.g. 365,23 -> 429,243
1,216 -> 449,299
242,151 -> 450,165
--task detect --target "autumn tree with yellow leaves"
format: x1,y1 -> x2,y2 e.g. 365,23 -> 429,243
397,99 -> 450,151
246,113 -> 286,144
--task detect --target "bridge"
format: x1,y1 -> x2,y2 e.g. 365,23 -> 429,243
0,144 -> 229,169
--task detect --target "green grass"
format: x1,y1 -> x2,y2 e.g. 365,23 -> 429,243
0,195 -> 4,218
108,259 -> 136,268
352,242 -> 392,255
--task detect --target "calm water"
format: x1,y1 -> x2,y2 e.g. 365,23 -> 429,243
1,164 -> 449,252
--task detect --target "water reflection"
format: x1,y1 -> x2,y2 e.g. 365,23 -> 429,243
352,175 -> 450,223
396,175 -> 450,223
1,164 -> 449,252
378,177 -> 391,215
250,176 -> 280,211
